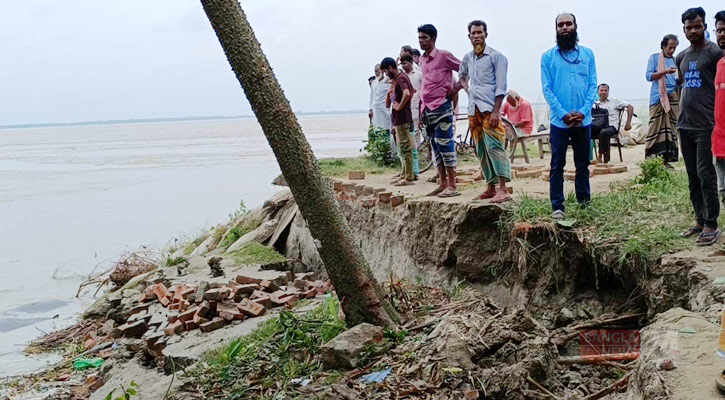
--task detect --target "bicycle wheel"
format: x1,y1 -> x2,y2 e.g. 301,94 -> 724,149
418,140 -> 434,173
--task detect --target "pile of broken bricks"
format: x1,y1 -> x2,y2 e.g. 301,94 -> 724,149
112,273 -> 333,357
511,164 -> 628,182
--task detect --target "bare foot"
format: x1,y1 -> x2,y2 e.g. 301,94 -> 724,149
475,190 -> 496,200
490,187 -> 512,203
426,186 -> 445,196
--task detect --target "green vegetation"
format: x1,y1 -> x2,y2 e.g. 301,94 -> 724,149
363,126 -> 398,166
319,156 -> 399,177
218,201 -> 263,250
104,381 -> 139,400
186,296 -> 346,399
165,256 -> 188,268
183,235 -> 206,256
227,243 -> 287,266
508,157 -> 692,268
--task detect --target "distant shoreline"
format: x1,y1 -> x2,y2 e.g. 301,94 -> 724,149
0,110 -> 369,130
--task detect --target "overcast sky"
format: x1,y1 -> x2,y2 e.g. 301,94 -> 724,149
0,1 -> 722,125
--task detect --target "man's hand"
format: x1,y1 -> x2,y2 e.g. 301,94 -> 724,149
624,123 -> 632,131
392,101 -> 401,111
667,67 -> 677,74
563,112 -> 584,127
489,112 -> 501,129
446,83 -> 461,100
418,120 -> 424,130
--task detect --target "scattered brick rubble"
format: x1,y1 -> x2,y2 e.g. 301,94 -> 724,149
113,274 -> 334,357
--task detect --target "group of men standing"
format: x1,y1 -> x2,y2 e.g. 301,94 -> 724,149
368,7 -> 725,247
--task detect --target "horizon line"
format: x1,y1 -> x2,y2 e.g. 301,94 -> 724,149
0,109 -> 369,130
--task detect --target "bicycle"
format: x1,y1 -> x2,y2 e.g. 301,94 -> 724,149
417,112 -> 487,173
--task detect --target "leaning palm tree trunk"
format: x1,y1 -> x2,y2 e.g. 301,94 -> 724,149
200,0 -> 398,326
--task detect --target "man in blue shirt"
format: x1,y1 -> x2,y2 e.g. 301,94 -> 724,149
541,13 -> 598,220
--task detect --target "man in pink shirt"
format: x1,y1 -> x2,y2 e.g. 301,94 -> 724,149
501,90 -> 534,135
418,23 -> 462,197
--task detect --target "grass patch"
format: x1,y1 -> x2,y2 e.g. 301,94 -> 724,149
184,296 -> 346,399
227,243 -> 286,266
165,256 -> 188,268
183,236 -> 206,256
319,156 -> 399,177
507,157 -> 693,268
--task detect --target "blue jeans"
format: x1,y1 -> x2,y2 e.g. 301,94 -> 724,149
550,125 -> 591,212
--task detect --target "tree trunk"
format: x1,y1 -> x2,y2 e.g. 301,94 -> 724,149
199,0 -> 398,326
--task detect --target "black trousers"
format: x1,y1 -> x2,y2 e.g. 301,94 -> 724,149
591,125 -> 617,163
680,128 -> 719,229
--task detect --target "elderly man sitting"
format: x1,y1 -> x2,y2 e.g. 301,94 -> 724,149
501,90 -> 534,135
593,83 -> 633,163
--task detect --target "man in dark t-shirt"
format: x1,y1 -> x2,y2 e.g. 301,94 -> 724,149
676,7 -> 725,246
381,57 -> 416,185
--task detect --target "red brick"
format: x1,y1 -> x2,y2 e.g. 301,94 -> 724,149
217,303 -> 243,321
167,312 -> 179,323
303,288 -> 317,299
168,303 -> 180,311
333,181 -> 343,192
251,290 -> 272,309
178,307 -> 198,323
348,171 -> 366,180
200,317 -> 226,333
179,300 -> 191,312
235,274 -> 262,285
164,320 -> 185,336
139,287 -> 156,303
378,192 -> 392,203
154,336 -> 168,353
144,332 -> 164,349
238,299 -> 266,318
260,280 -> 280,293
193,314 -> 209,325
203,288 -> 228,301
184,320 -> 199,331
293,280 -> 311,290
608,165 -> 628,173
390,195 -> 405,208
196,301 -> 212,318
152,283 -> 172,306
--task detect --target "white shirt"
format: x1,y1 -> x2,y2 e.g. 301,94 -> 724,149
595,97 -> 629,128
369,76 -> 391,129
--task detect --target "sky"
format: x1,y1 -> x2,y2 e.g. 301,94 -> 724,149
0,0 -> 722,125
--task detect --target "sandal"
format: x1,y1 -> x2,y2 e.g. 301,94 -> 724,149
490,195 -> 512,204
475,191 -> 496,200
696,230 -> 721,246
426,187 -> 444,196
437,189 -> 460,198
394,180 -> 415,187
716,369 -> 725,394
680,226 -> 703,238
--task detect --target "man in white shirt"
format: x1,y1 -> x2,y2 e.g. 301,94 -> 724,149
593,83 -> 633,163
369,64 -> 391,131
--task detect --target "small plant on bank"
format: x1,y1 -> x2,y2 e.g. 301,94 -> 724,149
186,296 -> 346,398
506,163 -> 692,270
635,156 -> 670,184
165,256 -> 187,268
104,381 -> 139,400
363,126 -> 397,166
227,243 -> 286,266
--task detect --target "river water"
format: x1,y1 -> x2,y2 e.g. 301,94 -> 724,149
0,114 -> 368,377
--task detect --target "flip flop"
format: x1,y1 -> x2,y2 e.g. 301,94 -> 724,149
490,195 -> 512,204
426,187 -> 444,196
696,230 -> 721,246
437,189 -> 460,198
394,180 -> 415,187
680,226 -> 703,238
475,191 -> 496,200
716,369 -> 725,394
